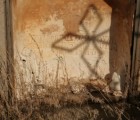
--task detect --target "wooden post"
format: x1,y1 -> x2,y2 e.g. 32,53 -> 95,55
131,0 -> 140,95
5,0 -> 15,105
104,0 -> 135,97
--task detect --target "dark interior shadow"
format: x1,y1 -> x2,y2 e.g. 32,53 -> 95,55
52,4 -> 109,80
131,0 -> 140,95
134,13 -> 140,38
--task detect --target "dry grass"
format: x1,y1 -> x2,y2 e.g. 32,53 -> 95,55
0,57 -> 131,120
0,81 -> 127,120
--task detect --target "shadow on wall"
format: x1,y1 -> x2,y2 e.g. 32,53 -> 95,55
52,4 -> 110,80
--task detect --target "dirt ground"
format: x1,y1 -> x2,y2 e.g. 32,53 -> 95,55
0,86 -> 140,120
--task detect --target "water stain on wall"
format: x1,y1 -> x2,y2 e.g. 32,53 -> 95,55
12,0 -> 111,33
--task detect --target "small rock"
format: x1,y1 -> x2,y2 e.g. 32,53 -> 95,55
70,81 -> 86,94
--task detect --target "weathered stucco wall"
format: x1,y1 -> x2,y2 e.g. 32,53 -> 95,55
12,0 -> 112,97
0,0 -> 7,90
0,0 -> 6,61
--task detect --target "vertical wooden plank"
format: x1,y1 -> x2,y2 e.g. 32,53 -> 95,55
5,0 -> 14,104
